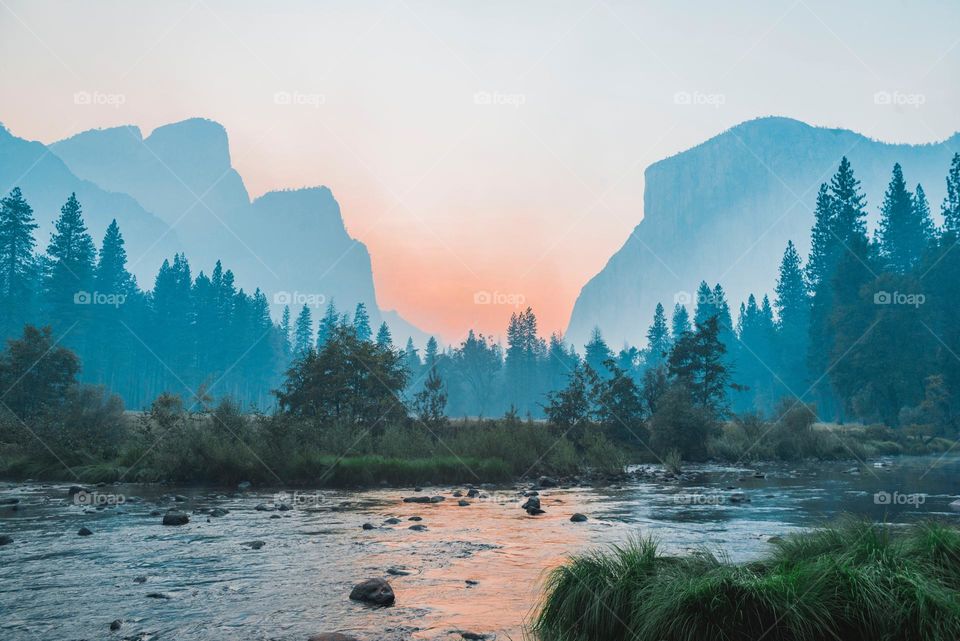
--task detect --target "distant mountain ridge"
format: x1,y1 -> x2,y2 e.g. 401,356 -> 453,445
566,117 -> 960,348
41,118 -> 425,345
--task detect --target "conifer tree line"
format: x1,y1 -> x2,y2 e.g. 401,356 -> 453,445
1,153 -> 959,431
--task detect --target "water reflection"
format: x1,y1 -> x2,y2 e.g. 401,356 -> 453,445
0,456 -> 958,640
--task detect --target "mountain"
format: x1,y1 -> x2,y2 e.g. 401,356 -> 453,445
566,117 -> 960,349
48,118 -> 425,345
0,125 -> 180,279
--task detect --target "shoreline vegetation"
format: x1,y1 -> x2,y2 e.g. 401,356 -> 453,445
535,519 -> 960,641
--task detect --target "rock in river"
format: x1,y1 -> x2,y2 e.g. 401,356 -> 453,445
241,540 -> 266,550
570,513 -> 588,522
109,619 -> 122,631
403,496 -> 432,504
308,634 -> 359,641
78,526 -> 93,536
409,524 -> 428,531
162,510 -> 190,525
521,496 -> 541,511
349,578 -> 395,606
458,500 -> 471,507
0,534 -> 12,546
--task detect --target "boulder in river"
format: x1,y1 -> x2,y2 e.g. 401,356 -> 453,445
408,516 -> 422,521
162,510 -> 190,525
0,534 -> 12,546
458,500 -> 470,507
570,513 -> 588,522
78,526 -> 93,536
521,496 -> 541,511
429,496 -> 445,503
466,489 -> 480,498
109,619 -> 122,631
409,524 -> 428,531
403,496 -> 431,504
241,540 -> 266,550
361,523 -> 376,530
348,578 -> 395,606
308,634 -> 360,641
254,503 -> 275,512
68,485 -> 87,498
209,508 -> 229,517
384,518 -> 401,525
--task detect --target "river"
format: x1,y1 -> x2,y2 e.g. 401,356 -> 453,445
2,455 -> 959,640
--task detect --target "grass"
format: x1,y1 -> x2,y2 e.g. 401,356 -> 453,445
534,519 -> 960,641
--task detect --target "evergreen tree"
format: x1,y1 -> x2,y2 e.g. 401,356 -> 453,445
645,302 -> 671,367
279,305 -> 292,359
316,300 -> 339,348
44,193 -> 97,329
0,187 -> 38,336
353,302 -> 372,341
293,304 -> 313,358
943,153 -> 960,236
693,281 -> 717,326
424,335 -> 439,368
671,303 -> 691,341
774,240 -> 810,394
413,365 -> 447,425
667,316 -> 730,415
584,326 -> 613,377
504,307 -> 545,412
878,164 -> 933,273
375,321 -> 393,348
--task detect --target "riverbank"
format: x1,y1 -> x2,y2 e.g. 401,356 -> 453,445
535,519 -> 960,641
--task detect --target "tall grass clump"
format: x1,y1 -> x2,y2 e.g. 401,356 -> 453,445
534,519 -> 960,641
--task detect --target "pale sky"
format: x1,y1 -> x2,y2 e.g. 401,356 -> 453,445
2,0 -> 958,342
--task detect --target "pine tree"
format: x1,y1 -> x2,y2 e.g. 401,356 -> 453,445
693,281 -> 716,326
424,335 -> 439,368
671,303 -> 691,341
645,302 -> 671,367
943,153 -> 960,236
293,304 -> 313,358
95,220 -> 134,295
0,187 -> 38,336
774,240 -> 810,394
878,164 -> 933,273
316,300 -> 339,348
353,302 -> 372,341
584,326 -> 613,377
44,193 -> 96,327
403,337 -> 422,382
279,305 -> 292,359
375,321 -> 393,348
806,184 -> 835,292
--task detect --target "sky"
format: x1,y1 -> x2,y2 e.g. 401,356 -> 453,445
1,0 -> 958,343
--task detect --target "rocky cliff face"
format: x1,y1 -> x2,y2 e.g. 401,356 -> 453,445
566,117 -> 960,348
0,125 -> 179,277
6,118 -> 423,344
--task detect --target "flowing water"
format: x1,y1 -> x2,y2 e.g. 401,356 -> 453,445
2,455 -> 960,640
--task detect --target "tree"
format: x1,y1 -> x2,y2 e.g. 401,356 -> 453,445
774,240 -> 810,394
593,360 -> 647,444
648,383 -> 717,461
0,188 -> 38,336
667,316 -> 730,415
645,302 -> 671,368
584,326 -> 612,378
353,302 -> 372,341
375,321 -> 393,349
504,307 -> 545,412
693,281 -> 716,326
316,300 -> 339,348
44,193 -> 96,330
544,362 -> 596,428
403,337 -> 421,379
293,304 -> 313,358
413,365 -> 447,425
671,303 -> 691,341
450,330 -> 501,417
943,153 -> 960,236
878,164 -> 933,273
279,305 -> 292,360
275,325 -> 408,426
0,325 -> 80,418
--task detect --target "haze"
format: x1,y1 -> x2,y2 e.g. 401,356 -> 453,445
2,0 -> 958,342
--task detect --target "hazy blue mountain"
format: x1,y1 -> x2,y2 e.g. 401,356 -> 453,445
49,119 -> 425,345
567,117 -> 960,348
0,124 -> 180,280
